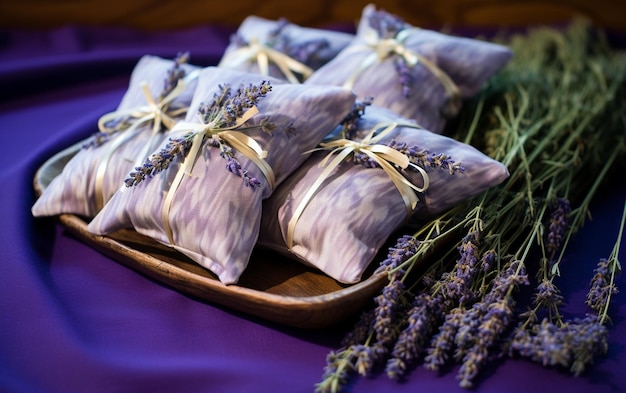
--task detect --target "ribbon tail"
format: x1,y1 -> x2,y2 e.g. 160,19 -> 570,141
161,133 -> 204,245
132,115 -> 165,170
257,52 -> 270,77
286,148 -> 353,249
376,157 -> 420,215
220,131 -> 275,190
94,122 -> 147,210
264,47 -> 313,83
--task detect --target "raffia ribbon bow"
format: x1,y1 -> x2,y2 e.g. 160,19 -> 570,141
343,27 -> 460,101
93,70 -> 199,210
219,38 -> 313,84
286,122 -> 430,250
161,106 -> 276,245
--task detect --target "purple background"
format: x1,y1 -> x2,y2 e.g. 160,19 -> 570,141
1,25 -> 625,393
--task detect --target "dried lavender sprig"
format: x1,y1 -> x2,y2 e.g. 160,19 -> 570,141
383,215 -> 484,379
320,233 -> 425,386
368,7 -> 407,39
199,81 -> 272,129
267,17 -> 290,43
452,301 -> 489,362
385,293 -> 449,380
368,8 -> 416,96
546,197 -> 571,258
315,341 -> 388,393
84,53 -> 190,150
509,316 -> 608,376
373,279 -> 406,348
440,231 -> 481,306
233,17 -> 330,73
388,140 -> 465,175
215,140 -> 263,189
394,57 -> 413,98
159,51 -> 189,101
456,259 -> 529,388
423,306 -> 466,371
586,258 -> 619,315
266,19 -> 330,65
338,97 -> 373,140
351,139 -> 465,177
287,38 -> 330,64
533,279 -> 564,312
124,133 -> 193,187
585,203 -> 624,325
82,130 -> 117,149
315,348 -> 355,393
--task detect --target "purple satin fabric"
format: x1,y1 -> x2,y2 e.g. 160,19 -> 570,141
1,25 -> 625,393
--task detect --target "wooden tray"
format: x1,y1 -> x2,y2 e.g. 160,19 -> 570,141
33,143 -> 432,329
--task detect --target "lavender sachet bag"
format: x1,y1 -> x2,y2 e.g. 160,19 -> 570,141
218,15 -> 354,83
258,104 -> 509,284
305,3 -> 513,133
87,67 -> 356,285
32,54 -> 200,219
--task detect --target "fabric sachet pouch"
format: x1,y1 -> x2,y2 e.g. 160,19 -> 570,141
258,105 -> 509,284
305,3 -> 513,133
218,15 -> 354,83
87,67 -> 356,284
32,54 -> 200,218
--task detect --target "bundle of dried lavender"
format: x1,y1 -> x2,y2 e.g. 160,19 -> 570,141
316,19 -> 625,392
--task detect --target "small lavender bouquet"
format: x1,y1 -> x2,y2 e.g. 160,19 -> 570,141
32,54 -> 199,218
88,67 -> 355,284
218,15 -> 354,83
306,4 -> 512,133
258,103 -> 508,284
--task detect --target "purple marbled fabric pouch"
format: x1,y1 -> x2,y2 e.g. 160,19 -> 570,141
258,105 -> 509,284
32,55 -> 200,219
305,4 -> 513,133
218,15 -> 354,83
87,67 -> 355,284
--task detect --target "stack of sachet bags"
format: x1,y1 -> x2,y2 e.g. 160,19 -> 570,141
32,4 -> 513,285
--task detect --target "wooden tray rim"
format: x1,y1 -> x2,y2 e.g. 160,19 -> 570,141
33,142 -> 391,328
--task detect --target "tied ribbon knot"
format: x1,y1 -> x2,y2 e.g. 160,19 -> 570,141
286,121 -> 430,250
219,38 -> 313,84
343,27 -> 460,102
94,70 -> 199,210
161,106 -> 276,245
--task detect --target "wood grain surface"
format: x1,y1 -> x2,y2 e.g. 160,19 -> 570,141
1,0 -> 625,31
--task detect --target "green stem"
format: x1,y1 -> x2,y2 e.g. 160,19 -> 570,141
598,199 -> 626,325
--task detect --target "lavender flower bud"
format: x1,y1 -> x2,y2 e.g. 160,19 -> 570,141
533,279 -> 564,309
547,197 -> 571,256
586,258 -> 619,313
124,134 -> 193,187
424,307 -> 465,371
373,279 -> 406,346
385,293 -> 447,379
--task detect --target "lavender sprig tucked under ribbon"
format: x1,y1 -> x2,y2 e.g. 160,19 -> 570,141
220,18 -> 327,83
343,8 -> 460,104
285,121 -> 434,251
85,52 -> 192,149
124,81 -> 276,245
83,52 -> 197,210
124,81 -> 274,190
